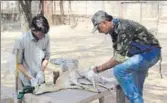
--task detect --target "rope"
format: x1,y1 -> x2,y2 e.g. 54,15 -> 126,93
159,53 -> 163,78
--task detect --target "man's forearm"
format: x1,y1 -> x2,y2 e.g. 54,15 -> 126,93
42,59 -> 49,71
18,64 -> 32,80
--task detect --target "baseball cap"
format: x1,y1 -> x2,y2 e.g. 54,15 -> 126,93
91,10 -> 110,33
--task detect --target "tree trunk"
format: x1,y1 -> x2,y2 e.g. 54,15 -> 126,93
19,0 -> 44,32
19,0 -> 32,28
40,0 -> 44,15
18,1 -> 29,33
68,1 -> 71,25
60,0 -> 64,24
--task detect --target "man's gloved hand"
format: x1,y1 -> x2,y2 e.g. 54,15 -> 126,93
36,71 -> 45,85
87,69 -> 97,80
86,68 -> 103,88
86,66 -> 110,87
30,77 -> 38,87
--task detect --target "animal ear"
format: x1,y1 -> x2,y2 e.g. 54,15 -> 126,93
74,60 -> 79,68
63,64 -> 67,72
61,63 -> 65,72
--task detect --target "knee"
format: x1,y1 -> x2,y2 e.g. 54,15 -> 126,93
130,96 -> 144,103
113,66 -> 121,78
113,64 -> 129,78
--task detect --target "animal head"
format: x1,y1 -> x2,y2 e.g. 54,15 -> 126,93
61,60 -> 79,72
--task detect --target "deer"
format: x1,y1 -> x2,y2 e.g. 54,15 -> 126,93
33,59 -> 113,95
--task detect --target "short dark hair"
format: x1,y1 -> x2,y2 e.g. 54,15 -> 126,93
31,14 -> 49,34
105,14 -> 113,22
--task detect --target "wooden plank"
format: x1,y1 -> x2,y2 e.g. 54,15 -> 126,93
23,88 -> 113,103
23,81 -> 116,103
116,85 -> 130,103
116,85 -> 126,103
99,96 -> 105,103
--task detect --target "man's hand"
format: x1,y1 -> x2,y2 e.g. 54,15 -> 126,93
42,59 -> 48,72
86,67 -> 112,87
92,66 -> 103,73
30,77 -> 38,87
86,68 -> 107,88
86,69 -> 97,88
18,64 -> 34,80
36,71 -> 45,84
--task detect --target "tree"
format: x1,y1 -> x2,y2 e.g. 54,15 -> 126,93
68,1 -> 72,24
19,0 -> 32,27
60,0 -> 64,24
18,0 -> 44,28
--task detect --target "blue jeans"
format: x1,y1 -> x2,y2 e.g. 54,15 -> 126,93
113,47 -> 161,103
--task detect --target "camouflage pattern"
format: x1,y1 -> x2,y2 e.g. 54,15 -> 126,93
110,19 -> 161,62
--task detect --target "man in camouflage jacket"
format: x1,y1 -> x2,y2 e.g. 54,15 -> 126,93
88,10 -> 161,103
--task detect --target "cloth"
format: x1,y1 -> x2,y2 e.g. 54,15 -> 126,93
36,71 -> 45,84
30,77 -> 38,87
113,47 -> 161,103
50,58 -> 66,65
86,68 -> 112,88
12,30 -> 50,86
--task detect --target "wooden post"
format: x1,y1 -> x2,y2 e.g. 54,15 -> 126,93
1,1 -> 3,31
119,2 -> 123,18
140,3 -> 142,23
41,0 -> 44,15
102,1 -> 105,10
60,0 -> 64,24
68,1 -> 71,25
15,50 -> 19,103
156,1 -> 160,35
99,96 -> 105,103
49,1 -> 53,25
116,85 -> 129,103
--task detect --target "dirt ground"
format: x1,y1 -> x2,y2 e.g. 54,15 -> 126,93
1,23 -> 167,103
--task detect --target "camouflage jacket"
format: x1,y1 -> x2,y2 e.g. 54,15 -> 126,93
110,18 -> 161,62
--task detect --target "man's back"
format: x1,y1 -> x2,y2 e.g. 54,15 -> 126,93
111,18 -> 160,56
